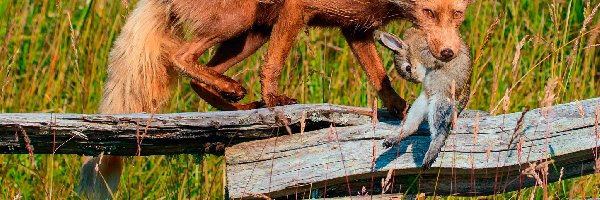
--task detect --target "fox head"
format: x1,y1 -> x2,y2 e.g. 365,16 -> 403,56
407,0 -> 470,62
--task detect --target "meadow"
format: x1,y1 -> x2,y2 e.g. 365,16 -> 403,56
0,0 -> 599,199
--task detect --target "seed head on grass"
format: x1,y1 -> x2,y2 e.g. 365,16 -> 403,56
521,160 -> 554,189
511,36 -> 529,83
541,78 -> 559,116
474,12 -> 504,64
565,2 -> 600,70
576,100 -> 586,118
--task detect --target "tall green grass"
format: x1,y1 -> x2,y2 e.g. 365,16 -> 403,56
0,0 -> 599,199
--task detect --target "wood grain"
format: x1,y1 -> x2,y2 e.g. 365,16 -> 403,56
0,104 -> 387,155
225,98 -> 600,199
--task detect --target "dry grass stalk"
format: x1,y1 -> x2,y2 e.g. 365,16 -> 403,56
471,112 -> 480,191
357,186 -> 368,196
52,133 -> 85,154
576,100 -> 586,118
595,100 -> 599,138
558,167 -> 564,183
387,194 -> 404,199
137,110 -> 158,156
16,125 -> 36,169
518,137 -> 525,164
450,80 -> 460,131
595,100 -> 600,173
242,192 -> 272,200
300,111 -> 306,135
508,108 -> 530,151
1,50 -> 19,101
474,12 -> 504,64
529,184 -> 538,200
12,191 -> 22,200
541,78 -> 559,116
66,10 -> 86,112
417,193 -> 427,200
503,89 -> 511,114
328,124 -> 334,143
584,19 -> 600,56
584,43 -> 600,49
381,168 -> 394,194
490,60 -> 500,113
486,143 -> 491,162
93,153 -> 116,199
275,111 -> 293,135
473,112 -> 480,145
565,2 -> 599,70
370,99 -> 378,197
512,36 -> 529,82
595,157 -> 600,174
372,99 -> 379,127
521,160 -> 554,188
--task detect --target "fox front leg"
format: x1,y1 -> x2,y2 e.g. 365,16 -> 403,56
421,95 -> 455,169
260,2 -> 303,107
351,30 -> 407,117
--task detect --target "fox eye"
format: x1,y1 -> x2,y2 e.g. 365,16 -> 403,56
423,9 -> 435,19
453,11 -> 464,19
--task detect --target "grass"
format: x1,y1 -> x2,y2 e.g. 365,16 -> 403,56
0,0 -> 599,199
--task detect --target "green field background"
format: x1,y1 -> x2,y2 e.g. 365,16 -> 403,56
1,0 -> 599,199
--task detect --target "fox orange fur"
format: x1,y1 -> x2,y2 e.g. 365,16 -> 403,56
77,0 -> 470,198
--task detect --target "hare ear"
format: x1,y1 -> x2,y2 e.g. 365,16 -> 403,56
375,31 -> 407,52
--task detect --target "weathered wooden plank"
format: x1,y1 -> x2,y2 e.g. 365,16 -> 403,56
0,104 -> 391,155
226,98 -> 600,199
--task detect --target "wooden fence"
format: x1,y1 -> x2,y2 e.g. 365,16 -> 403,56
1,98 -> 599,199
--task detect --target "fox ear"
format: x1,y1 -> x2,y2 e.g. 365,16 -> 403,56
375,31 -> 406,52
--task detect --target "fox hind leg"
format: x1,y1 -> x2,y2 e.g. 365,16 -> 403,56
171,36 -> 249,102
207,29 -> 271,74
171,4 -> 259,103
191,29 -> 271,109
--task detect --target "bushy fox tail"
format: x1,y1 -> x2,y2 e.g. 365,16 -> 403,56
77,0 -> 179,199
77,155 -> 123,200
99,0 -> 179,114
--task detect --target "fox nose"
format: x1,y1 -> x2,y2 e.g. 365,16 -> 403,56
440,48 -> 455,61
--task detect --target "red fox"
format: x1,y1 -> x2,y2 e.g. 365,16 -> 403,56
77,0 -> 471,198
376,28 -> 472,168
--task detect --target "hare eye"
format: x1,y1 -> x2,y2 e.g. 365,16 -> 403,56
403,63 -> 412,73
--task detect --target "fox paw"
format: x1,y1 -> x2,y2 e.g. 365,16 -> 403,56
264,94 -> 297,107
235,101 -> 266,110
190,79 -> 247,103
219,85 -> 247,103
383,97 -> 407,119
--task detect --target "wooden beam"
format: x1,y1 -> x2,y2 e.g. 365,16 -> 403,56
0,104 -> 390,155
225,98 -> 600,198
2,98 -> 599,198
